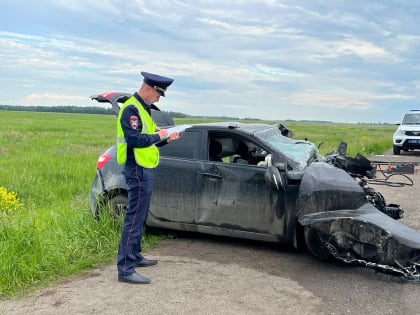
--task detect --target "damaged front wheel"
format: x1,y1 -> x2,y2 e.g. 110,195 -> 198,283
304,227 -> 331,261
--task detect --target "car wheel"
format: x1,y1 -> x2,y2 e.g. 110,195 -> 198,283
304,226 -> 331,261
393,145 -> 401,155
101,194 -> 128,226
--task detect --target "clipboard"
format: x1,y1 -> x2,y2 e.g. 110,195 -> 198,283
166,124 -> 192,136
157,124 -> 192,143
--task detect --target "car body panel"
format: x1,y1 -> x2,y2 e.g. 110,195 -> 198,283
151,157 -> 200,223
148,158 -> 291,243
297,162 -> 368,219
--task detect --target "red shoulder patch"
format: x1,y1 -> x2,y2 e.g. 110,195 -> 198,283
129,116 -> 140,129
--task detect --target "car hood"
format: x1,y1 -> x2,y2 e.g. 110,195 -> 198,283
396,125 -> 420,131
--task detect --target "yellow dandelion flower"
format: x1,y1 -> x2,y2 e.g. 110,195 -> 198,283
0,186 -> 22,213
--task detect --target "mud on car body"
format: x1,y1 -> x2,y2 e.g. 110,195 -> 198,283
90,92 -> 420,280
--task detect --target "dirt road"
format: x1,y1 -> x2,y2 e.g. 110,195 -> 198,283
1,152 -> 419,315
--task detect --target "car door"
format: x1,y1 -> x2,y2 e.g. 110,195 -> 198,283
197,135 -> 285,235
149,129 -> 202,223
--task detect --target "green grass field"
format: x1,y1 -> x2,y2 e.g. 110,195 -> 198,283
0,111 -> 396,297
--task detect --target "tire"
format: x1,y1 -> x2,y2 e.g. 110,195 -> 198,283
304,226 -> 331,261
393,145 -> 401,155
100,194 -> 128,227
295,223 -> 307,251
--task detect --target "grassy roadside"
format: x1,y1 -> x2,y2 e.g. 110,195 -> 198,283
0,111 -> 395,297
1,111 -> 124,297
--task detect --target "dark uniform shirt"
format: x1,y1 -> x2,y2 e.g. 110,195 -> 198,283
120,93 -> 161,165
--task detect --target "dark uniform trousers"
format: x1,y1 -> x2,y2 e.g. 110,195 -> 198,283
117,163 -> 155,276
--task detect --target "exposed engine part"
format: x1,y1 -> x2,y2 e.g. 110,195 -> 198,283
323,142 -> 405,220
359,178 -> 404,220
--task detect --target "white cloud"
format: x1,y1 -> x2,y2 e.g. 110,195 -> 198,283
281,91 -> 371,110
19,93 -> 91,107
332,38 -> 397,61
368,93 -> 414,100
48,0 -> 121,14
0,1 -> 419,123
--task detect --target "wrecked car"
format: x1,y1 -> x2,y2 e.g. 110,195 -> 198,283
90,92 -> 420,281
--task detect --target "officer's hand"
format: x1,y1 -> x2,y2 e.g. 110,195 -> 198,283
167,132 -> 180,143
157,129 -> 169,140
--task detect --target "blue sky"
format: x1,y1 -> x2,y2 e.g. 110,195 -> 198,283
1,0 -> 420,123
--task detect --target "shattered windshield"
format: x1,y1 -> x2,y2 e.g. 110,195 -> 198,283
254,126 -> 321,167
402,113 -> 420,125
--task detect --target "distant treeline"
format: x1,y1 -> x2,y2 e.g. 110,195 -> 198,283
0,105 -> 114,115
0,104 -> 246,120
0,104 -> 391,124
165,111 -> 248,120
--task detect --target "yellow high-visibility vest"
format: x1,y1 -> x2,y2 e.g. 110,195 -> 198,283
116,96 -> 159,168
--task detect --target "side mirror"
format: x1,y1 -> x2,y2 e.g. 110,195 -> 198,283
264,164 -> 285,190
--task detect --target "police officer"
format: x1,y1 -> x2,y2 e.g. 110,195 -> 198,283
117,71 -> 180,284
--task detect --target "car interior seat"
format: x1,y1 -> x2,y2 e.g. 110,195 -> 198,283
233,141 -> 249,164
209,140 -> 223,162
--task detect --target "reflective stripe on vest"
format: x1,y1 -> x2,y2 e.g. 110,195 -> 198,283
116,96 -> 160,168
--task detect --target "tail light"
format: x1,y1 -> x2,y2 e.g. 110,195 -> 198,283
97,154 -> 112,170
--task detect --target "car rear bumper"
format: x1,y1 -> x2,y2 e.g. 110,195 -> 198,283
89,172 -> 104,217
